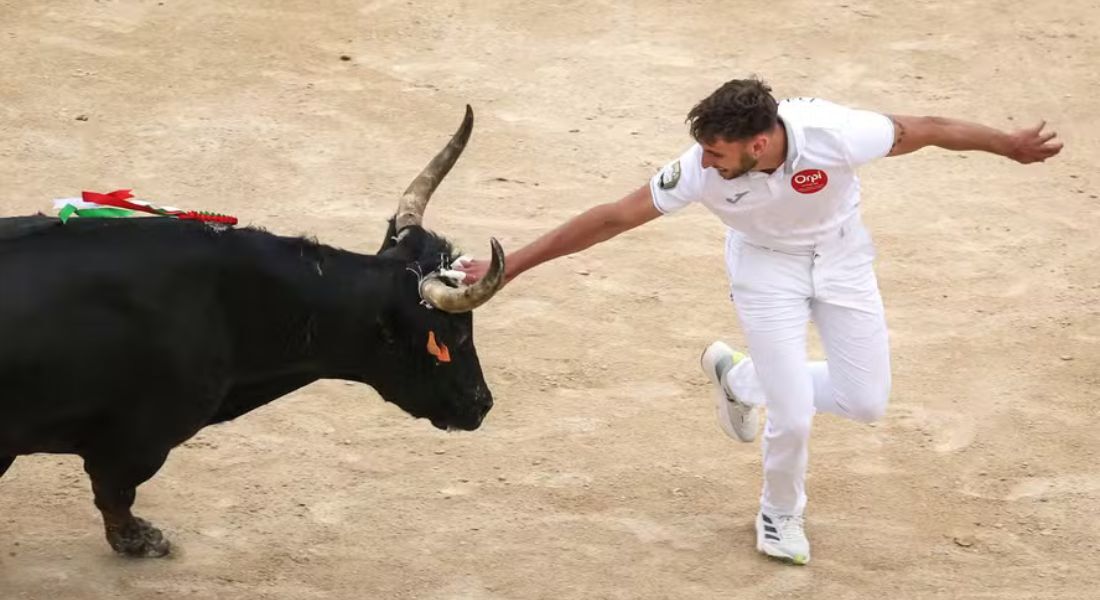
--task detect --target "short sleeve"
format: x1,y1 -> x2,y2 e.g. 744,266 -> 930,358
841,109 -> 895,167
650,144 -> 705,215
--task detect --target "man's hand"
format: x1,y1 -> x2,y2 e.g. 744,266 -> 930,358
1001,121 -> 1063,164
453,256 -> 495,286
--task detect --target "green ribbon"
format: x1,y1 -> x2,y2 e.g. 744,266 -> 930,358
58,205 -> 136,224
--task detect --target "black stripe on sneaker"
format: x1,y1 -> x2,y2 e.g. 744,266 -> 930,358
765,534 -> 780,541
764,526 -> 777,534
761,514 -> 774,524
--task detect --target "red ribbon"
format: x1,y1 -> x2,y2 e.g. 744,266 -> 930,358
81,189 -> 148,213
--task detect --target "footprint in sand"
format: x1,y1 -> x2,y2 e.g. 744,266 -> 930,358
1004,474 -> 1100,501
890,403 -> 976,453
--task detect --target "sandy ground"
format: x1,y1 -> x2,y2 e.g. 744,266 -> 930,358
1,1 -> 1098,598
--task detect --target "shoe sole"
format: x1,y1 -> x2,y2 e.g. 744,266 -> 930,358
700,342 -> 756,443
756,541 -> 810,566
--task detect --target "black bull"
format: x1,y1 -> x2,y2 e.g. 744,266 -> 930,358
0,107 -> 506,557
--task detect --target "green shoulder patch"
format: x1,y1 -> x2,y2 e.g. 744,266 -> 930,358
658,161 -> 681,190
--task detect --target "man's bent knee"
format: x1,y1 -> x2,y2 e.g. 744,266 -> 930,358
841,384 -> 890,423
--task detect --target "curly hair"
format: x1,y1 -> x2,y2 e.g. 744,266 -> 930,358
687,78 -> 779,143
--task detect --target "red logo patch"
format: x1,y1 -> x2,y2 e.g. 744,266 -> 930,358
791,169 -> 828,194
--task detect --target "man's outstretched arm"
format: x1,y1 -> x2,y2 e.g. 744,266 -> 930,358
885,115 -> 1063,163
458,184 -> 662,285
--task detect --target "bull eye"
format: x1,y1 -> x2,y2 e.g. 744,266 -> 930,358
426,331 -> 452,363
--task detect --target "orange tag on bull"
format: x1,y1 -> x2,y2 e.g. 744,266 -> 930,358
427,331 -> 451,363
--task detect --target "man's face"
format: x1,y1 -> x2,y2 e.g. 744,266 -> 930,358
700,135 -> 766,180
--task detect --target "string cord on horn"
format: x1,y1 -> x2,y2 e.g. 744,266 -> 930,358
404,263 -> 435,309
409,251 -> 467,310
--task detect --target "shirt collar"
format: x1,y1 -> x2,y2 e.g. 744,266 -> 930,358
777,101 -> 804,174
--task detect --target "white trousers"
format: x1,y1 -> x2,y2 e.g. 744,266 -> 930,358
722,218 -> 891,517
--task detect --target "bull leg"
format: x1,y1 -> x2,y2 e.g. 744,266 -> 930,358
82,449 -> 171,558
0,456 -> 13,478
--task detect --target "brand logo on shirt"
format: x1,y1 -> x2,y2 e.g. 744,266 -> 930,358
791,169 -> 828,194
658,161 -> 681,190
726,191 -> 750,204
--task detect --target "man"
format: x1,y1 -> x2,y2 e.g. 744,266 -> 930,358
457,78 -> 1062,565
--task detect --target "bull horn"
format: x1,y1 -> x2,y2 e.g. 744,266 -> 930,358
420,238 -> 505,313
394,105 -> 475,234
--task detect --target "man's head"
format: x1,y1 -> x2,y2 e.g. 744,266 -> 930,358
687,78 -> 780,179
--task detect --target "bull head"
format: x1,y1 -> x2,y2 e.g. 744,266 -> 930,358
390,105 -> 506,313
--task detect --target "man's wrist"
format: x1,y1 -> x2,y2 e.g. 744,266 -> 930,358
504,248 -> 532,283
989,131 -> 1014,158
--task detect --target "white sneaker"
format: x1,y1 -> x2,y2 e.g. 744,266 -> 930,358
756,512 -> 811,565
700,341 -> 758,443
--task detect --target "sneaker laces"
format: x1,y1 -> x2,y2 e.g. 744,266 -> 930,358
775,515 -> 806,540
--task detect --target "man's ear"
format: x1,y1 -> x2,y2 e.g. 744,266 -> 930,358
752,133 -> 770,157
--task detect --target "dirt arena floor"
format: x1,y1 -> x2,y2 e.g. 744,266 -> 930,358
2,1 -> 1098,598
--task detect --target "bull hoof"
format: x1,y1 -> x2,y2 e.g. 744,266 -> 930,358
107,517 -> 171,558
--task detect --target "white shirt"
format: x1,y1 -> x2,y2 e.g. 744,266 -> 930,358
650,98 -> 895,247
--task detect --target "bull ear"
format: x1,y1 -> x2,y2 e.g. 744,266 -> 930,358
379,223 -> 426,262
377,217 -> 399,254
